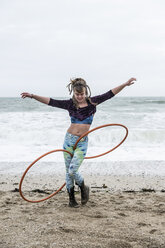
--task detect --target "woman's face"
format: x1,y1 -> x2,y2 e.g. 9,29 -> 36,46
73,88 -> 86,103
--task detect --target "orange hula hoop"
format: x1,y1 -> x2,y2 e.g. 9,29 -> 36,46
19,123 -> 128,203
73,123 -> 128,158
19,150 -> 70,203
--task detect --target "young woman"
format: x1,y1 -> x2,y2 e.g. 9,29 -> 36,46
21,77 -> 136,207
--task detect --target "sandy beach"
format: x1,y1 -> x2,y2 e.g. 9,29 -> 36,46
1,172 -> 165,248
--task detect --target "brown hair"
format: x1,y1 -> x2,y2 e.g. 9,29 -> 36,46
66,78 -> 97,109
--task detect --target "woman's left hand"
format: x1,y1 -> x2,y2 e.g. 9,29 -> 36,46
125,78 -> 137,86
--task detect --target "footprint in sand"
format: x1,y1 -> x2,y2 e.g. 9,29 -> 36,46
4,208 -> 11,211
118,212 -> 127,217
137,222 -> 151,227
83,210 -> 107,219
149,229 -> 157,234
21,210 -> 30,213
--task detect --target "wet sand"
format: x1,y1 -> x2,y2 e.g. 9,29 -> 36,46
0,173 -> 165,248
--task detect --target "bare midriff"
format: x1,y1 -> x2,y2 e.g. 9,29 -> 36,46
67,123 -> 91,137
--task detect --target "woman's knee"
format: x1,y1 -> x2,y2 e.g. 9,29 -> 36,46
68,165 -> 80,177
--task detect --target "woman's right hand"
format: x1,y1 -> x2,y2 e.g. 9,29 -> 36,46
21,92 -> 32,99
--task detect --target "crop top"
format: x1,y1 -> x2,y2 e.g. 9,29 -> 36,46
70,115 -> 94,124
48,89 -> 115,125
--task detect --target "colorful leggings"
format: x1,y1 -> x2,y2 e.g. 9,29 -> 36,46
63,132 -> 88,192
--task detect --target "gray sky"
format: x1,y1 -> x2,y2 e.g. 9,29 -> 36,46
0,0 -> 165,97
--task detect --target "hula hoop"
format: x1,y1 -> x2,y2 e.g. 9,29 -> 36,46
73,123 -> 128,158
19,149 -> 71,203
19,123 -> 128,203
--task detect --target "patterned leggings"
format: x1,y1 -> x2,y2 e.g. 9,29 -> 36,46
63,132 -> 88,192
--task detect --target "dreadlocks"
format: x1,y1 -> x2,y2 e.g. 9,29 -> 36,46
66,78 -> 97,109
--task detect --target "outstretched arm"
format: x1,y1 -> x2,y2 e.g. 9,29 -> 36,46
21,92 -> 50,105
111,78 -> 137,95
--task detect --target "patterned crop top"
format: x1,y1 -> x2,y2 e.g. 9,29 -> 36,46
48,89 -> 115,125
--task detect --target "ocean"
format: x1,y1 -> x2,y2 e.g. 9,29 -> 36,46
0,96 -> 165,175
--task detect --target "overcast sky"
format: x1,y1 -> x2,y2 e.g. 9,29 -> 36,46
0,0 -> 165,97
